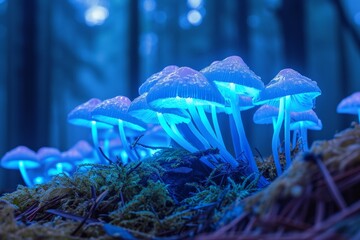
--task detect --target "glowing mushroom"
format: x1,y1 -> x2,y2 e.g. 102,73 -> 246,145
1,146 -> 40,187
253,69 -> 321,175
337,92 -> 360,122
128,92 -> 206,152
139,65 -> 179,95
37,147 -> 63,181
147,66 -> 237,167
67,98 -> 113,162
290,109 -> 322,151
91,96 -> 147,163
253,104 -> 281,152
201,56 -> 264,172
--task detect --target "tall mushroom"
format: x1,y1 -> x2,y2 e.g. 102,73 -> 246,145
201,56 -> 264,172
147,66 -> 237,167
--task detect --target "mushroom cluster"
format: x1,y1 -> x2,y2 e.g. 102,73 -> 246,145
1,56 -> 325,187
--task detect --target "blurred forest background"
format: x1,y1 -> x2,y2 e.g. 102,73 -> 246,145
0,0 -> 360,192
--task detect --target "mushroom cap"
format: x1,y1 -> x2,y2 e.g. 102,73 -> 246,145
68,98 -> 112,129
1,146 -> 40,169
308,119 -> 323,131
92,96 -> 147,132
128,93 -> 191,125
337,92 -> 360,115
290,109 -> 320,130
201,55 -> 264,97
253,69 -> 321,112
61,149 -> 83,162
139,65 -> 179,95
70,140 -> 94,158
147,66 -> 225,110
253,104 -> 279,124
37,147 -> 61,162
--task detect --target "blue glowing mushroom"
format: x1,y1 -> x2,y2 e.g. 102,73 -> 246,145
139,65 -> 179,95
201,56 -> 264,172
67,98 -> 113,163
253,104 -> 282,152
128,92 -> 207,152
147,66 -> 237,166
37,147 -> 63,181
290,109 -> 322,151
253,69 -> 321,176
337,92 -> 360,123
91,96 -> 147,163
1,146 -> 40,187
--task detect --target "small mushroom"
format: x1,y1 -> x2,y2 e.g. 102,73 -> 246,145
337,92 -> 360,122
91,96 -> 147,163
1,146 -> 40,187
253,69 -> 321,175
67,98 -> 113,163
290,109 -> 322,151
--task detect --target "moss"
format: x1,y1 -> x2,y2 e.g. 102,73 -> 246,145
0,148 -> 261,239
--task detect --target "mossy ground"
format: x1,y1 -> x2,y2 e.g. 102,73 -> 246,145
0,148 -> 263,239
3,123 -> 358,239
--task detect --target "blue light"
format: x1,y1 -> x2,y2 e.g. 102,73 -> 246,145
143,0 -> 156,12
139,150 -> 147,158
187,10 -> 202,26
187,0 -> 202,9
354,12 -> 360,26
120,150 -> 128,163
34,176 -> 44,185
85,5 -> 109,26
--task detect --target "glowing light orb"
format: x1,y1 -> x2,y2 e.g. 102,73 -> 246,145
85,5 -> 109,26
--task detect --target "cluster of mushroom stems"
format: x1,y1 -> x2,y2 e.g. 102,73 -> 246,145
7,55 -> 360,187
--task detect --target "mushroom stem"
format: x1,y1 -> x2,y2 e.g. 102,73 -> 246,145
187,121 -> 211,149
300,122 -> 309,151
272,117 -> 282,152
188,104 -> 237,167
91,121 -> 106,164
292,128 -> 299,150
211,105 -> 225,145
284,95 -> 292,168
229,116 -> 241,159
117,119 -> 137,163
230,100 -> 259,172
18,161 -> 33,187
157,112 -> 198,152
273,97 -> 285,176
197,106 -> 223,145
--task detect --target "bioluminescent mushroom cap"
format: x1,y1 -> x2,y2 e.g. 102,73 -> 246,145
37,147 -> 61,162
290,109 -> 320,130
92,96 -> 147,131
253,69 -> 321,111
147,67 -> 225,109
253,104 -> 279,125
310,119 -> 323,130
61,149 -> 83,162
128,93 -> 191,125
337,92 -> 360,115
1,146 -> 40,169
70,140 -> 94,158
68,98 -> 112,129
201,55 -> 264,97
138,65 -> 179,95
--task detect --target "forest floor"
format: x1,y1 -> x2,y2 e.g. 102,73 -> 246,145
1,123 -> 360,239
